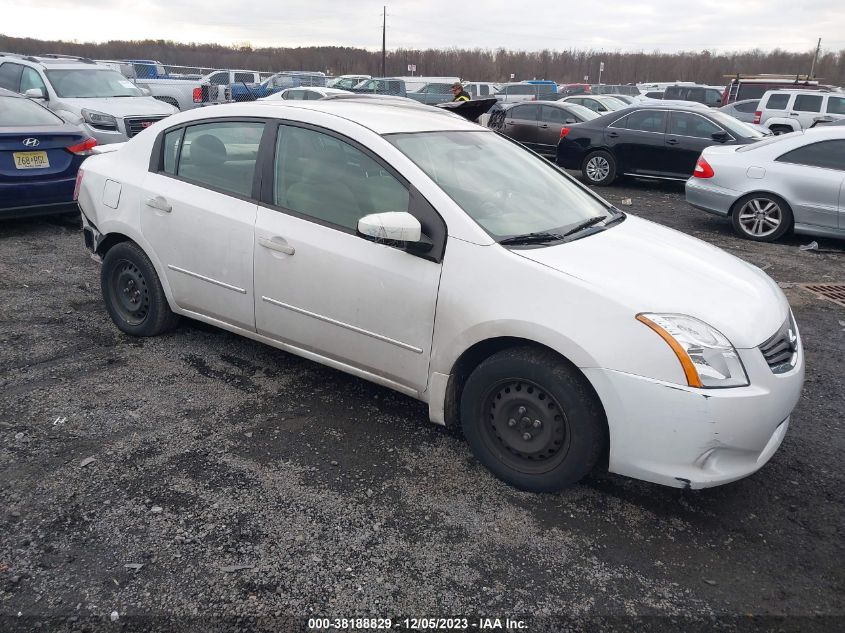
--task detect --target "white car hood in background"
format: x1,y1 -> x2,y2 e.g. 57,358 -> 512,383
516,215 -> 788,348
59,97 -> 175,118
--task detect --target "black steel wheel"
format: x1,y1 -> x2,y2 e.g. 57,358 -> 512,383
101,241 -> 180,336
461,346 -> 607,492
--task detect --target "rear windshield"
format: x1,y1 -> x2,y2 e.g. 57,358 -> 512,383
736,130 -> 803,152
0,95 -> 63,126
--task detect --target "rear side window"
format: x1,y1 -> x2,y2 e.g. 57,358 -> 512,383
479,84 -> 490,96
825,96 -> 845,115
664,86 -> 683,99
0,62 -> 23,92
765,93 -> 790,110
776,140 -> 845,171
625,110 -> 667,133
174,121 -> 265,197
734,100 -> 758,113
794,94 -> 822,112
273,125 -> 409,231
234,72 -> 254,83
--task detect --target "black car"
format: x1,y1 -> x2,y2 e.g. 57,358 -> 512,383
556,104 -> 765,186
1,87 -> 96,218
489,101 -> 599,158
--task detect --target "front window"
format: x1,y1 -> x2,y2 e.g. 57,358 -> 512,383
387,131 -> 611,240
826,96 -> 845,115
0,95 -> 63,126
45,69 -> 144,98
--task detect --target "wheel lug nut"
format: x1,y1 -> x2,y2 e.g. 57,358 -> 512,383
508,418 -> 516,427
533,420 -> 542,428
521,417 -> 531,425
518,406 -> 526,415
522,432 -> 532,441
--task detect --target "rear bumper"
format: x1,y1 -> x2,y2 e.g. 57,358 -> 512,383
0,176 -> 77,217
583,340 -> 804,489
555,141 -> 586,169
685,177 -> 738,217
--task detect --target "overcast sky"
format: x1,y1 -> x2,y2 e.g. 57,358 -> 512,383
2,0 -> 844,53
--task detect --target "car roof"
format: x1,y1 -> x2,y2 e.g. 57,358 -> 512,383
0,53 -> 105,70
245,99 -> 483,134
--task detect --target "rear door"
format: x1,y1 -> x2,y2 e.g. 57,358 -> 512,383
606,109 -> 667,175
537,105 -> 575,156
773,139 -> 845,230
791,93 -> 824,129
664,111 -> 726,178
139,119 -> 264,330
503,104 -> 540,148
253,122 -> 444,394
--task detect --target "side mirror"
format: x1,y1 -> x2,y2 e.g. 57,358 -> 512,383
139,87 -> 152,96
357,211 -> 432,252
564,118 -> 577,124
711,131 -> 729,142
25,88 -> 46,100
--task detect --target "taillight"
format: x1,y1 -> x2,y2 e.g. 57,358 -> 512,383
753,111 -> 761,124
693,156 -> 714,179
560,127 -> 570,138
73,168 -> 85,201
193,87 -> 202,103
67,137 -> 97,156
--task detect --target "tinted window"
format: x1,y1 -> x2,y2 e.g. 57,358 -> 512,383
177,121 -> 264,197
509,104 -> 539,120
480,85 -> 489,96
506,85 -> 535,95
0,62 -> 23,91
686,88 -> 705,102
0,95 -> 62,126
735,100 -> 758,113
664,86 -> 683,99
274,125 -> 409,231
284,90 -> 307,100
736,84 -> 771,101
794,94 -> 822,112
304,90 -> 322,100
541,105 -> 573,123
668,112 -> 722,138
765,93 -> 790,110
776,140 -> 845,171
162,128 -> 183,174
234,72 -> 254,83
535,83 -> 554,94
705,89 -> 723,105
625,110 -> 667,133
20,67 -> 47,94
208,72 -> 229,85
826,96 -> 845,115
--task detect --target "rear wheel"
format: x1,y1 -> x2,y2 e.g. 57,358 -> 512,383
460,347 -> 607,492
730,193 -> 793,242
581,150 -> 617,186
101,241 -> 180,336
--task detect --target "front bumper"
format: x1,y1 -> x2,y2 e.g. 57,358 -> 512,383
83,122 -> 129,145
583,340 -> 804,489
684,177 -> 737,217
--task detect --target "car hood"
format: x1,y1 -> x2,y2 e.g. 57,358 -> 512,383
56,97 -> 175,118
514,215 -> 788,348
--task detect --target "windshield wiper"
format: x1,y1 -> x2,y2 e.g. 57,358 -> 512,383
499,231 -> 566,246
562,215 -> 609,238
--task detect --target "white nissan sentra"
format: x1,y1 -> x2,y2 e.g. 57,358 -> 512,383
75,99 -> 804,492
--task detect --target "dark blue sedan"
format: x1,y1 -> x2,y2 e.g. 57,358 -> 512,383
0,87 -> 96,219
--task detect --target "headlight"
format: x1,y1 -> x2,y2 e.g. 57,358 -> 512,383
637,313 -> 749,388
81,109 -> 118,130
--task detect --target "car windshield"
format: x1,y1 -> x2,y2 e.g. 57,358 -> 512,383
708,111 -> 765,138
0,95 -> 63,126
387,130 -> 611,240
45,69 -> 144,98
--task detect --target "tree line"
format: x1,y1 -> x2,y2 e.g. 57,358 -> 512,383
2,34 -> 843,86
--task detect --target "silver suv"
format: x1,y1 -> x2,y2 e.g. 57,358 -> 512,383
0,54 -> 177,144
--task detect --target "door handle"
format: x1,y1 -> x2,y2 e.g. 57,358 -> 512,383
144,196 -> 171,213
505,121 -> 514,125
539,124 -> 549,129
666,138 -> 679,145
789,112 -> 799,116
607,132 -> 619,138
258,236 -> 295,255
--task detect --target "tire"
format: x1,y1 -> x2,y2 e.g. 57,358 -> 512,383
581,150 -> 617,186
460,346 -> 607,492
101,241 -> 180,336
730,193 -> 793,242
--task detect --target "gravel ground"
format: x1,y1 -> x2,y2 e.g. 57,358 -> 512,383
1,178 -> 844,633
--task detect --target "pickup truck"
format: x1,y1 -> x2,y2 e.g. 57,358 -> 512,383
349,78 -> 408,97
99,60 -> 228,111
227,71 -> 328,101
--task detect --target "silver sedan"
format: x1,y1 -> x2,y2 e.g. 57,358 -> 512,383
685,127 -> 845,242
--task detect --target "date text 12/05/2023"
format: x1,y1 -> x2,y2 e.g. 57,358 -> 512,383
307,617 -> 528,630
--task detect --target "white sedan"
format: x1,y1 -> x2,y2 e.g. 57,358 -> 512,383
75,99 -> 804,491
259,87 -> 351,101
686,126 -> 845,241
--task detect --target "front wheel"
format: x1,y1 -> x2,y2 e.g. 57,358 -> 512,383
581,150 -> 617,186
460,347 -> 607,492
730,193 -> 793,242
101,241 -> 180,336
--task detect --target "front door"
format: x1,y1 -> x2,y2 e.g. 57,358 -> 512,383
140,119 -> 265,330
253,123 -> 443,393
607,109 -> 667,175
664,111 -> 725,178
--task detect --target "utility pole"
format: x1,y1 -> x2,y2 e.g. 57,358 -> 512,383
381,6 -> 386,78
809,37 -> 821,78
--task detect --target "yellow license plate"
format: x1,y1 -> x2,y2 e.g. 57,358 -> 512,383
13,151 -> 50,169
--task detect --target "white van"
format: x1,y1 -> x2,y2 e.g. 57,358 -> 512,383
755,89 -> 845,133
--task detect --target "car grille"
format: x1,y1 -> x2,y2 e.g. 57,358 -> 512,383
759,314 -> 798,374
125,117 -> 166,138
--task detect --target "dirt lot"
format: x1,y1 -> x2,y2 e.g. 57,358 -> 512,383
1,179 -> 844,632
